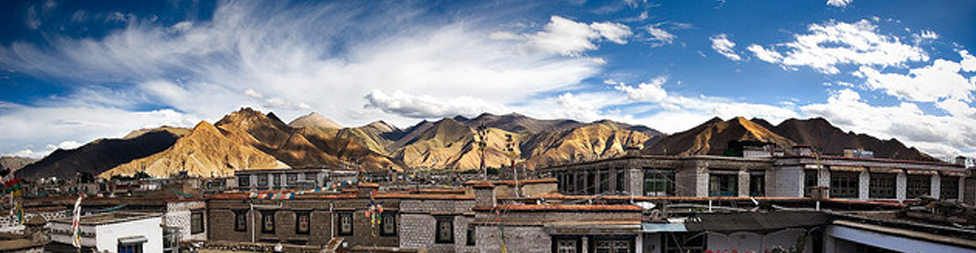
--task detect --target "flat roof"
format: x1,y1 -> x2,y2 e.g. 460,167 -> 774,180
51,211 -> 161,226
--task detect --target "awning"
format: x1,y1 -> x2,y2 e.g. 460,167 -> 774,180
906,170 -> 938,175
118,236 -> 148,244
941,171 -> 968,177
829,166 -> 864,172
868,167 -> 902,174
544,221 -> 640,235
683,211 -> 827,233
641,223 -> 687,233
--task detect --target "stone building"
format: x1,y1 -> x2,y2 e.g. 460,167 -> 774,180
539,146 -> 969,202
234,168 -> 357,191
47,212 -> 164,253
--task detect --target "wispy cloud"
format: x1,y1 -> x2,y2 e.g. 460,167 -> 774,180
710,34 -> 741,61
826,0 -> 853,7
747,19 -> 927,74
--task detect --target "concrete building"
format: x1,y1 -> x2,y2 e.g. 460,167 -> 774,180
539,146 -> 968,202
234,168 -> 357,191
47,212 -> 164,253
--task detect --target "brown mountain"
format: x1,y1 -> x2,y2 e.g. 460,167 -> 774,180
102,121 -> 284,178
15,127 -> 188,180
215,108 -> 339,168
388,118 -> 520,170
522,120 -> 658,168
0,156 -> 36,174
297,127 -> 406,171
335,121 -> 404,155
288,112 -> 343,129
765,117 -> 937,161
454,113 -> 586,135
644,117 -> 794,156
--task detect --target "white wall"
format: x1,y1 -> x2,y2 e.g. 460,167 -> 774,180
95,217 -> 164,253
706,229 -> 811,252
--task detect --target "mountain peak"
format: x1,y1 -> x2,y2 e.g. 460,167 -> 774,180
289,112 -> 343,129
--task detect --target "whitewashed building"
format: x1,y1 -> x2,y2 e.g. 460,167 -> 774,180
48,212 -> 163,253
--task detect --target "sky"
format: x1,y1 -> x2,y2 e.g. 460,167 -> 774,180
0,0 -> 974,161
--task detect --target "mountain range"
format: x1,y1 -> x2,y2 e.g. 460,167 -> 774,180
12,108 -> 939,179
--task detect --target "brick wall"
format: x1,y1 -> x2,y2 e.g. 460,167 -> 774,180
476,226 -> 550,253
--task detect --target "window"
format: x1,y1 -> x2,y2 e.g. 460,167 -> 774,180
435,216 -> 454,243
594,238 -> 631,253
599,170 -> 610,194
804,170 -> 818,197
466,226 -> 476,246
272,174 -> 281,188
118,243 -> 143,253
556,239 -> 577,253
581,172 -> 591,195
258,175 -> 268,187
286,174 -> 298,186
709,173 -> 737,197
380,212 -> 396,236
295,212 -> 310,235
942,176 -> 960,200
644,171 -> 674,196
337,213 -> 353,236
830,172 -> 858,198
191,211 -> 204,234
616,169 -> 625,193
238,176 -> 250,188
304,173 -> 317,184
234,210 -> 247,232
749,174 -> 765,197
907,175 -> 931,198
261,211 -> 275,234
869,173 -> 896,199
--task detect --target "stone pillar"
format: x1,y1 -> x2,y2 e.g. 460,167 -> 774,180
818,169 -> 830,188
858,171 -> 869,200
738,170 -> 750,197
696,166 -> 709,197
896,173 -> 907,202
931,175 -> 941,199
581,236 -> 589,253
628,167 -> 643,196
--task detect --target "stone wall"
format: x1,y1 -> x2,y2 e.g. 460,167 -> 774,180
476,226 -> 550,253
0,208 -> 67,233
165,201 -> 206,241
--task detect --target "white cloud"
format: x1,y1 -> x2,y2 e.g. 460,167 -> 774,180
364,90 -> 508,119
710,34 -> 741,61
750,19 -> 927,74
646,25 -> 676,47
826,0 -> 853,7
801,89 -> 976,158
0,2 -> 622,155
496,16 -> 632,56
961,50 -> 976,72
856,59 -> 975,103
747,44 -> 783,63
612,76 -> 668,103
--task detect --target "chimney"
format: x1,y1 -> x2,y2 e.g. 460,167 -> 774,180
472,182 -> 497,208
957,156 -> 968,166
792,145 -> 813,156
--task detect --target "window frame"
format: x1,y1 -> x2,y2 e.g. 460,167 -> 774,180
643,170 -> 674,197
435,216 -> 454,244
749,173 -> 765,197
233,210 -> 247,232
830,171 -> 859,198
804,170 -> 818,197
906,175 -> 931,198
261,211 -> 275,234
337,212 -> 354,236
190,210 -> 205,234
868,173 -> 896,199
941,176 -> 959,200
708,173 -> 738,197
118,243 -> 143,253
466,226 -> 476,246
238,176 -> 250,189
380,212 -> 397,236
295,211 -> 311,235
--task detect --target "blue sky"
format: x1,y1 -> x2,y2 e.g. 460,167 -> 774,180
1,0 -> 974,160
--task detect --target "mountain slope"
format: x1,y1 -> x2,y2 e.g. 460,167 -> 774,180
522,121 -> 657,168
215,108 -> 339,167
15,128 -> 187,180
298,127 -> 406,171
388,118 -> 519,170
335,121 -> 404,155
455,113 -> 586,135
288,112 -> 343,129
644,117 -> 794,156
102,121 -> 284,178
769,117 -> 936,161
0,156 -> 36,174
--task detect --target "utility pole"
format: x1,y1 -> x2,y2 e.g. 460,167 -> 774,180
477,125 -> 489,180
506,134 -> 520,198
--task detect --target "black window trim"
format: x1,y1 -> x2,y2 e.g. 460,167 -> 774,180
435,215 -> 454,244
295,211 -> 311,235
337,212 -> 354,236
